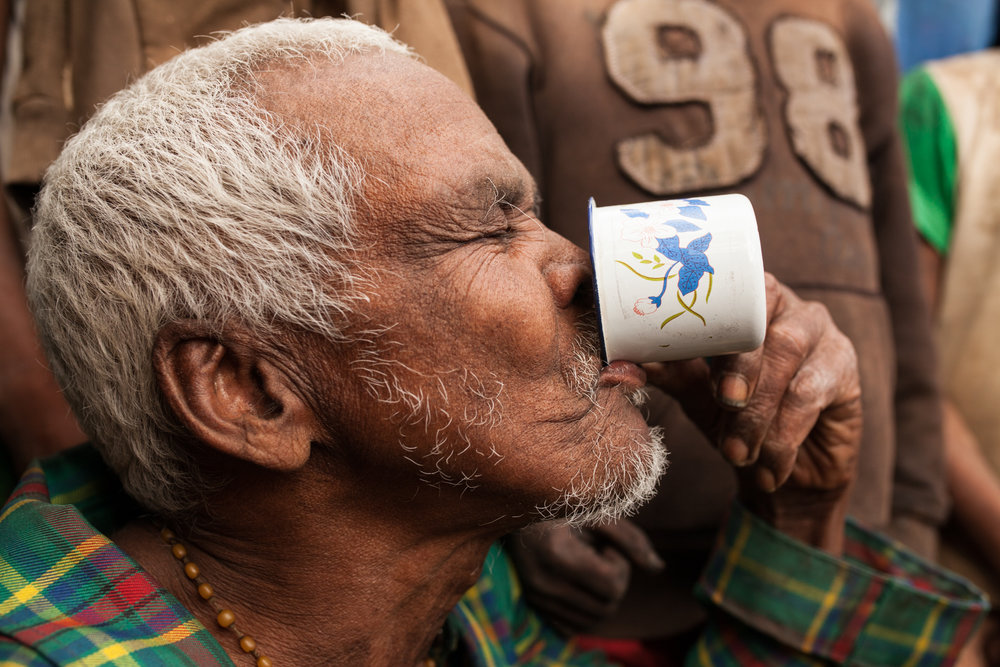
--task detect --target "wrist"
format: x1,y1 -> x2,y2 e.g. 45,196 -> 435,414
739,486 -> 848,555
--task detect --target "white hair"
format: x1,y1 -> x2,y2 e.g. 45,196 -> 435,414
535,426 -> 667,526
26,18 -> 413,514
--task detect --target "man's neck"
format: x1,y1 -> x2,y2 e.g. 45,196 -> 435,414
113,467 -> 509,665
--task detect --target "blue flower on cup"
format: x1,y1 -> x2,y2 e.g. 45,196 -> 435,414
656,233 -> 714,296
616,199 -> 716,328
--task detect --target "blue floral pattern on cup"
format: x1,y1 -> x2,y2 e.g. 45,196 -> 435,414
616,199 -> 715,328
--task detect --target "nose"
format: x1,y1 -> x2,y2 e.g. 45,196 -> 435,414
544,232 -> 593,310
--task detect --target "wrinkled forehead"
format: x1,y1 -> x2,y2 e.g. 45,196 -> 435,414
256,51 -> 528,222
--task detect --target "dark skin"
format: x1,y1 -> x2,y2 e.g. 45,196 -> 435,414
109,52 -> 860,665
0,0 -> 86,473
650,275 -> 861,550
918,240 -> 1000,667
917,239 -> 1000,575
510,277 -> 861,635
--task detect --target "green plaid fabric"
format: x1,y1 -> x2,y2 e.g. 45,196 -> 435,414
0,444 -> 989,665
0,447 -> 232,666
689,505 -> 988,666
450,544 -> 606,666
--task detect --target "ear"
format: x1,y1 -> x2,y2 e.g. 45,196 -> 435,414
153,321 -> 316,471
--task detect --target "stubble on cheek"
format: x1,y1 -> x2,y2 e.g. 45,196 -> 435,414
562,315 -> 602,405
533,424 -> 667,527
347,325 -> 508,491
344,313 -> 666,521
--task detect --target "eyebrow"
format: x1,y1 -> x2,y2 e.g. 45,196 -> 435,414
485,178 -> 544,221
450,170 -> 538,225
484,176 -> 527,208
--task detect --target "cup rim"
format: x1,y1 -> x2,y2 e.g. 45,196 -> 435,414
587,197 -> 611,365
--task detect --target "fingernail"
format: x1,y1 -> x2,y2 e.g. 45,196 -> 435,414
757,467 -> 777,493
647,551 -> 666,570
717,374 -> 750,408
722,437 -> 749,465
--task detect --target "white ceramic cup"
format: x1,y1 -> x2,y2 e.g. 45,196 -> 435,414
589,194 -> 766,363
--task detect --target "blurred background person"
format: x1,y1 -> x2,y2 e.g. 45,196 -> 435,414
868,0 -> 998,73
0,0 -> 86,495
900,18 -> 1000,665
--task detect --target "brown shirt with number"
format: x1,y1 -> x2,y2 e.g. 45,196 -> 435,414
448,0 -> 945,637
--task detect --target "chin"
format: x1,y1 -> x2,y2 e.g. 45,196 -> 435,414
533,424 -> 668,526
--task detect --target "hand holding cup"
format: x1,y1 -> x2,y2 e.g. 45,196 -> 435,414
589,195 -> 862,552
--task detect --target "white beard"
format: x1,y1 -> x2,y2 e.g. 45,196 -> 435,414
533,425 -> 667,526
353,321 -> 668,522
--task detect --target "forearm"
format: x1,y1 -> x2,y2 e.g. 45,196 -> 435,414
851,2 -> 949,532
875,134 -> 948,529
943,399 -> 1000,573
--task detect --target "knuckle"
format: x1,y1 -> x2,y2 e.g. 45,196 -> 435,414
837,335 -> 860,376
825,331 -> 861,400
787,367 -> 829,405
768,321 -> 811,362
802,299 -> 832,323
763,272 -> 782,294
599,560 -> 631,593
760,442 -> 797,474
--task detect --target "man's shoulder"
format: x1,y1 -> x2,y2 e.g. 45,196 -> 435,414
0,454 -> 230,666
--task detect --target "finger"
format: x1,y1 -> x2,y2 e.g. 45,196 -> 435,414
754,367 -> 833,491
557,539 -> 632,602
522,546 -> 631,622
754,333 -> 861,491
523,575 -> 624,624
588,519 -> 664,571
718,296 -> 830,468
643,358 -> 710,397
542,607 -> 604,638
708,273 -> 785,410
643,358 -> 720,436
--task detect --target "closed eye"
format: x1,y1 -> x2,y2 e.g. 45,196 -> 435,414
480,178 -> 544,242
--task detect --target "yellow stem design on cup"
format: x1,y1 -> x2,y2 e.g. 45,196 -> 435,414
615,260 -> 675,282
660,311 -> 684,328
675,290 -> 706,326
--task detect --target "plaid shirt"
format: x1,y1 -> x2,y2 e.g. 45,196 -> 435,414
0,445 -> 988,666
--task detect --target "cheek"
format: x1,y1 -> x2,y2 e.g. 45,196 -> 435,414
465,273 -> 558,365
379,253 -> 563,377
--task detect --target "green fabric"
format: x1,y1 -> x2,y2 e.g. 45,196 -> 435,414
691,504 -> 989,665
0,444 -> 990,665
0,454 -> 232,666
451,545 -> 605,665
900,67 -> 959,254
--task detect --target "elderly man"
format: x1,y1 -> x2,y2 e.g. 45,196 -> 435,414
0,18 -> 985,665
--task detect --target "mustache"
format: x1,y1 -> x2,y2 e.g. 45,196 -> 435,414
563,314 -> 602,403
565,312 -> 649,408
